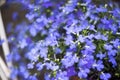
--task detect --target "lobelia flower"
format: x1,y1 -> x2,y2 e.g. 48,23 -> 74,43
55,48 -> 62,54
78,68 -> 90,78
6,0 -> 120,79
26,48 -> 39,62
64,34 -> 73,45
77,35 -> 85,43
108,56 -> 117,67
36,62 -> 44,71
55,70 -> 69,80
29,26 -> 37,37
96,53 -> 106,59
19,65 -> 30,79
104,44 -> 113,51
66,66 -> 77,77
78,54 -> 94,69
107,49 -> 117,56
110,39 -> 120,49
10,68 -> 18,80
96,6 -> 107,13
28,75 -> 37,80
45,61 -> 59,71
61,52 -> 78,68
93,60 -> 104,71
100,72 -> 111,80
19,39 -> 28,49
44,73 -> 51,80
27,62 -> 34,69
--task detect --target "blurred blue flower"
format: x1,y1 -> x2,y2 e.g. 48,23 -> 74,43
93,60 -> 104,71
100,72 -> 111,80
78,68 -> 90,78
66,66 -> 76,77
96,53 -> 106,59
62,52 -> 78,68
27,63 -> 34,69
36,62 -> 44,71
108,49 -> 117,56
109,56 -> 117,67
29,75 -> 37,80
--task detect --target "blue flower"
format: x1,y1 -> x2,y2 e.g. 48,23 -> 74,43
26,48 -> 39,62
19,39 -> 28,49
44,73 -> 51,80
64,34 -> 73,45
19,65 -> 30,79
39,47 -> 48,58
29,26 -> 37,37
100,72 -> 111,80
29,75 -> 37,80
93,60 -> 104,71
10,68 -> 18,80
45,34 -> 58,46
25,13 -> 35,21
36,62 -> 44,71
56,71 -> 69,80
62,52 -> 78,68
27,63 -> 34,69
6,0 -> 120,79
104,44 -> 113,51
78,35 -> 85,43
96,6 -> 107,12
96,53 -> 106,59
45,61 -> 59,71
110,39 -> 120,49
78,54 -> 94,69
78,68 -> 90,78
66,66 -> 76,77
94,33 -> 108,41
55,48 -> 62,54
108,49 -> 117,56
108,56 -> 117,67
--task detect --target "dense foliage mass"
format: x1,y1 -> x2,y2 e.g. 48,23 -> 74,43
5,0 -> 120,80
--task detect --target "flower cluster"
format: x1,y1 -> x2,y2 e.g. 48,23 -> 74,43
6,0 -> 120,80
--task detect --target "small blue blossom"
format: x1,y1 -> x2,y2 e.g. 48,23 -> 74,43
56,71 -> 69,80
55,48 -> 62,54
19,39 -> 28,49
64,34 -> 73,45
29,26 -> 37,37
108,56 -> 117,67
62,52 -> 78,68
93,60 -> 104,71
29,75 -> 37,80
96,53 -> 106,59
36,62 -> 44,71
66,66 -> 76,77
108,49 -> 117,56
110,39 -> 120,49
78,35 -> 85,43
78,68 -> 90,78
96,6 -> 107,12
44,73 -> 51,80
27,63 -> 34,69
100,72 -> 111,80
104,44 -> 113,51
79,54 -> 94,69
